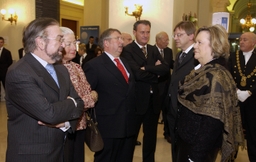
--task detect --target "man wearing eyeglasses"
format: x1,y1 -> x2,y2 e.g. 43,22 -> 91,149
167,21 -> 199,162
121,20 -> 169,162
5,18 -> 84,162
83,28 -> 137,162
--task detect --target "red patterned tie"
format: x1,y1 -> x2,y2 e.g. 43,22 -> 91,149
114,58 -> 129,83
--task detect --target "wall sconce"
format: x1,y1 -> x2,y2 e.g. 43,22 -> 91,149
1,8 -> 18,25
125,4 -> 143,21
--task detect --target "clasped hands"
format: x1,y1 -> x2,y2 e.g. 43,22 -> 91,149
237,89 -> 252,102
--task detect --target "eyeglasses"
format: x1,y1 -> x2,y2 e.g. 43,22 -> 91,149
106,37 -> 123,41
172,33 -> 186,39
45,35 -> 63,42
64,41 -> 77,47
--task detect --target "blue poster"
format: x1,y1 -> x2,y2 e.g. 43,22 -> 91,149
221,17 -> 228,30
80,26 -> 100,45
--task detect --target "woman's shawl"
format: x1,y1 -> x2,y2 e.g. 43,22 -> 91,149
178,62 -> 244,162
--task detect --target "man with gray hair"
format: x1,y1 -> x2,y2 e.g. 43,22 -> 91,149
83,28 -> 137,162
5,17 -> 84,162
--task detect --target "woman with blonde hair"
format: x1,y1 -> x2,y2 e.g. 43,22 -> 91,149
175,25 -> 244,162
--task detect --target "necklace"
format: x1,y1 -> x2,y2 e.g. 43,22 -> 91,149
236,50 -> 256,87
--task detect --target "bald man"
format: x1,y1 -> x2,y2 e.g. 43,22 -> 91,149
229,32 -> 256,161
154,31 -> 173,144
122,33 -> 133,47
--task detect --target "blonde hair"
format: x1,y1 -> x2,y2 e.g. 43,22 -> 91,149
78,43 -> 86,52
196,24 -> 230,59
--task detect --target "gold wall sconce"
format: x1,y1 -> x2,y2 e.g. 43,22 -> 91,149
1,8 -> 18,25
125,4 -> 143,21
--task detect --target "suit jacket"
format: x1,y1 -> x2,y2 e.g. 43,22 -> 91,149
18,48 -> 24,59
83,53 -> 137,138
86,43 -> 97,55
229,49 -> 256,113
121,41 -> 169,114
81,53 -> 96,68
154,45 -> 174,107
5,53 -> 84,162
168,48 -> 198,131
154,45 -> 174,82
0,47 -> 12,78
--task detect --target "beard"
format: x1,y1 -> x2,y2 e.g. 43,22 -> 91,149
45,45 -> 63,63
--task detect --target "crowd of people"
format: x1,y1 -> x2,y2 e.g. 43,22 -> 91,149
1,17 -> 256,162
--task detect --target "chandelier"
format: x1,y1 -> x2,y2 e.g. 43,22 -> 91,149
240,1 -> 256,32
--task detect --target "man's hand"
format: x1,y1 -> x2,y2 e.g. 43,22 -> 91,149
155,60 -> 161,66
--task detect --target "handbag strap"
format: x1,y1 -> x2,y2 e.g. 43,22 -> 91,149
86,108 -> 98,124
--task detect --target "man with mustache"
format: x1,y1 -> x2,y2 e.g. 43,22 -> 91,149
5,17 -> 84,162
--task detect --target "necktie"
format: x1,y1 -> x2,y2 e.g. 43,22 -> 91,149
178,52 -> 186,64
114,58 -> 129,83
142,46 -> 147,58
45,64 -> 59,87
160,49 -> 164,58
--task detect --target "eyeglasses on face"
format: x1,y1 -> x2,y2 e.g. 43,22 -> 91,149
105,37 -> 124,41
45,35 -> 64,42
172,33 -> 186,39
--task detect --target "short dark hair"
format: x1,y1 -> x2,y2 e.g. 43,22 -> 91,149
133,20 -> 151,31
0,37 -> 4,42
173,21 -> 196,36
22,17 -> 59,53
98,28 -> 121,49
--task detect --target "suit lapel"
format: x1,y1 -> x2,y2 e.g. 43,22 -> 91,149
102,53 -> 128,86
176,48 -> 194,70
132,41 -> 147,61
24,53 -> 59,93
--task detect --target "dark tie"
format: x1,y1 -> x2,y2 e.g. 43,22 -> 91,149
142,46 -> 147,58
45,64 -> 59,87
178,52 -> 186,64
160,49 -> 164,58
114,58 -> 129,83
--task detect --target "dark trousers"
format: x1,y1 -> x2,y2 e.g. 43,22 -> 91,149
94,136 -> 136,162
64,130 -> 85,162
0,76 -> 6,89
240,100 -> 256,161
136,95 -> 160,162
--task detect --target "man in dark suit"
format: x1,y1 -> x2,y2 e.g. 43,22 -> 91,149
83,28 -> 137,162
121,20 -> 169,162
154,31 -> 173,144
18,47 -> 25,59
167,21 -> 198,161
229,32 -> 256,161
5,18 -> 84,162
86,36 -> 97,56
0,37 -> 13,89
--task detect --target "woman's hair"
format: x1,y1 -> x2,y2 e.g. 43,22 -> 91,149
94,47 -> 102,55
196,24 -> 230,59
78,43 -> 86,52
60,27 -> 74,36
